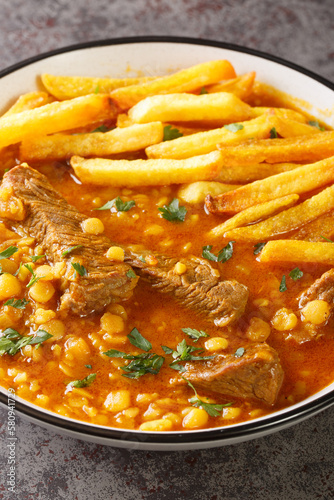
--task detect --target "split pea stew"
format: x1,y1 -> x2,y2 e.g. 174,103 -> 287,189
0,59 -> 334,432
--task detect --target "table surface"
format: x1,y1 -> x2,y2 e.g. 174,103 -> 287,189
0,1 -> 333,499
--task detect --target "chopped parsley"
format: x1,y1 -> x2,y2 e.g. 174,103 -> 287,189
71,262 -> 87,277
289,267 -> 303,281
202,241 -> 235,263
253,242 -> 266,255
67,373 -> 96,389
181,327 -> 209,342
158,198 -> 187,222
184,377 -> 232,417
308,120 -> 325,131
320,235 -> 333,243
199,87 -> 208,95
0,246 -> 18,260
96,196 -> 136,212
4,298 -> 30,309
30,255 -> 46,263
279,275 -> 287,292
163,125 -> 183,141
91,124 -> 110,133
61,245 -> 83,257
234,347 -> 245,358
126,269 -> 137,279
224,123 -> 244,132
128,327 -> 152,351
270,127 -> 278,138
85,364 -> 92,369
24,264 -> 44,288
162,339 -> 214,372
0,328 -> 52,356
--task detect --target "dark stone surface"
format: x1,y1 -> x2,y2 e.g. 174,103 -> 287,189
0,1 -> 333,499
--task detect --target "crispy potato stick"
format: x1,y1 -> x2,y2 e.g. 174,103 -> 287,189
128,92 -> 253,124
258,240 -> 334,265
71,150 -> 223,187
224,183 -> 334,241
250,107 -> 308,123
205,72 -> 256,100
217,162 -> 301,183
209,194 -> 299,237
0,94 -> 117,150
217,131 -> 334,166
116,113 -> 134,128
206,156 -> 334,214
41,74 -> 156,100
20,122 -> 164,161
146,113 -> 276,160
110,60 -> 236,110
177,181 -> 241,204
2,91 -> 55,117
273,117 -> 321,138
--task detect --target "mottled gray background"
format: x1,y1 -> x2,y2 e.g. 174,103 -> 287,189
0,1 -> 334,499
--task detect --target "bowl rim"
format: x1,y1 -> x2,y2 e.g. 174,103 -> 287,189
0,35 -> 334,447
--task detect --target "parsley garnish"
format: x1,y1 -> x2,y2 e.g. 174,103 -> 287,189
162,339 -> 214,371
199,87 -> 208,95
96,197 -> 136,212
158,198 -> 187,222
224,123 -> 244,132
202,241 -> 235,263
30,255 -> 46,263
61,245 -> 83,257
320,235 -> 333,243
126,269 -> 137,279
0,328 -> 52,356
128,327 -> 152,351
289,267 -> 303,281
0,246 -> 18,260
279,275 -> 287,292
308,120 -> 325,131
270,127 -> 278,138
24,264 -> 44,288
234,347 -> 245,358
163,125 -> 183,141
4,298 -> 30,309
181,327 -> 209,342
91,124 -> 110,133
253,242 -> 266,255
85,364 -> 92,369
71,262 -> 87,277
67,373 -> 96,389
184,377 -> 232,417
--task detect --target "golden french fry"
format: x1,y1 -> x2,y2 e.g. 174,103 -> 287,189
71,150 -> 223,187
217,131 -> 334,166
206,156 -> 334,214
258,240 -> 334,265
209,194 -> 299,237
110,60 -> 237,110
206,72 -> 256,100
20,122 -> 164,161
177,181 -> 241,204
217,162 -> 300,183
146,113 -> 276,160
41,74 -> 156,100
273,117 -> 321,138
250,107 -> 308,123
2,91 -> 55,117
223,183 -> 334,241
116,113 -> 134,128
0,94 -> 117,150
128,92 -> 252,124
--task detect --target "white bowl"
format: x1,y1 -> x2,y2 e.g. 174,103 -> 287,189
1,37 -> 334,450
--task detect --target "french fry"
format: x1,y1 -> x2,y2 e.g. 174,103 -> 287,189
250,107 -> 308,123
206,156 -> 334,214
20,122 -> 164,161
2,91 -> 55,117
273,117 -> 321,138
205,72 -> 256,100
177,181 -> 241,204
258,240 -> 334,265
223,183 -> 334,241
146,113 -> 277,160
0,94 -> 117,150
110,60 -> 237,110
41,74 -> 156,100
217,162 -> 301,183
128,92 -> 253,124
217,131 -> 334,166
209,194 -> 299,237
70,150 -> 223,187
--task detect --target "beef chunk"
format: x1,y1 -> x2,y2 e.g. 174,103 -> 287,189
184,343 -> 284,405
299,268 -> 334,307
1,165 -> 137,315
125,248 -> 249,327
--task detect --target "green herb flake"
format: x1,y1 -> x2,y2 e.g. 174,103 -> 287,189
181,327 -> 209,342
91,124 -> 110,133
61,245 -> 83,257
96,196 -> 135,212
202,245 -> 218,262
320,235 -> 334,243
103,348 -> 164,378
4,298 -> 30,309
0,328 -> 52,356
0,246 -> 18,260
162,339 -> 214,371
71,262 -> 87,278
126,269 -> 137,279
199,87 -> 208,95
127,327 -> 152,352
279,275 -> 287,292
158,198 -> 187,222
67,373 -> 96,389
270,127 -> 278,138
202,241 -> 235,263
308,120 -> 325,131
24,264 -> 44,288
85,364 -> 92,369
289,267 -> 303,281
234,347 -> 245,358
224,123 -> 244,133
253,242 -> 267,255
184,378 -> 232,417
30,255 -> 46,263
163,125 -> 183,141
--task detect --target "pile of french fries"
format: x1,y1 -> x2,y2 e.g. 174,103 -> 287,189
1,58 -> 334,267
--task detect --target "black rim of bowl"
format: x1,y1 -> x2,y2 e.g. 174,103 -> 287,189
0,35 -> 334,446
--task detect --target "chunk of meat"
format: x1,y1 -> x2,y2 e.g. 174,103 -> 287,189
125,248 -> 249,327
299,268 -> 334,307
184,343 -> 284,405
1,164 -> 137,315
